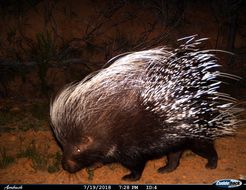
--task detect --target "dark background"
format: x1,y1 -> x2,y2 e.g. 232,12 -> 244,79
0,0 -> 245,100
0,0 -> 245,184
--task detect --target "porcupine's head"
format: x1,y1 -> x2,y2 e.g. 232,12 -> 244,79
49,59 -> 146,173
49,83 -> 100,173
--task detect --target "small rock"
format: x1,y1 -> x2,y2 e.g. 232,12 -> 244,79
174,178 -> 180,183
145,180 -> 153,183
239,175 -> 246,180
225,167 -> 233,171
10,107 -> 21,112
9,134 -> 17,141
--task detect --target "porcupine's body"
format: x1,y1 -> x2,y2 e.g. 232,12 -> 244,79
50,36 -> 239,181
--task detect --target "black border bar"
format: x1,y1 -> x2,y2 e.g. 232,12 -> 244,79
0,183 -> 245,190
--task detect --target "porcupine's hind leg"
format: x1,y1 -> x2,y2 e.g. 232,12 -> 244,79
190,140 -> 218,169
157,151 -> 183,173
157,140 -> 218,173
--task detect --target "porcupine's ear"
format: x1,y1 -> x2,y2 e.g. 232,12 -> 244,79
82,136 -> 93,145
77,136 -> 94,152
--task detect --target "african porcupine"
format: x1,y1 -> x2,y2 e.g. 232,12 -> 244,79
50,35 -> 240,181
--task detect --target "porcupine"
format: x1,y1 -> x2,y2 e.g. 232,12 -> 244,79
50,35 -> 240,181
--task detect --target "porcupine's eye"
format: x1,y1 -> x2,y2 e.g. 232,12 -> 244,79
76,147 -> 81,153
73,136 -> 93,155
74,146 -> 81,153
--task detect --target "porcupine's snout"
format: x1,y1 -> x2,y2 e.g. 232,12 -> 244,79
62,156 -> 82,173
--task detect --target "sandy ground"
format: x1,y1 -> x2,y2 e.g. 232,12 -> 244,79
0,127 -> 245,184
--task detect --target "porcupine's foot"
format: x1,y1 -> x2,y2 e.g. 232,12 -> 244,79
158,151 -> 183,173
205,157 -> 217,169
190,140 -> 218,169
121,159 -> 146,181
122,172 -> 142,181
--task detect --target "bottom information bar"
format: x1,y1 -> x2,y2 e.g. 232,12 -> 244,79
0,183 -> 245,190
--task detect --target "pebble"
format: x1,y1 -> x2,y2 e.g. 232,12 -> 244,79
10,107 -> 21,112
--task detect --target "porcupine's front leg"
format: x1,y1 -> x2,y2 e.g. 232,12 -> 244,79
158,151 -> 183,173
121,159 -> 146,181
